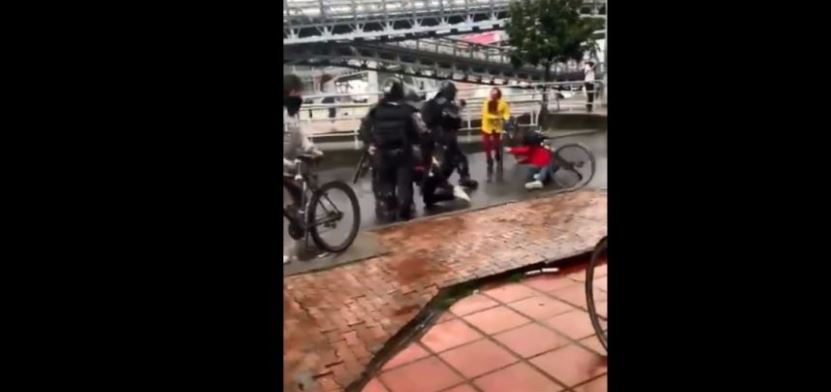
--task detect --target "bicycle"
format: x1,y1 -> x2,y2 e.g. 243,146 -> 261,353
284,153 -> 361,253
541,135 -> 596,190
585,236 -> 608,351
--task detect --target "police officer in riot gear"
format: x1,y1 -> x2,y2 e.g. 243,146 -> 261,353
357,94 -> 469,212
363,78 -> 430,221
421,80 -> 478,189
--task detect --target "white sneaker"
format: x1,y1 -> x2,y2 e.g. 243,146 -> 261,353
524,180 -> 544,190
452,186 -> 471,203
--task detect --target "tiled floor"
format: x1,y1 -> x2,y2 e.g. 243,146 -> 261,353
363,262 -> 607,392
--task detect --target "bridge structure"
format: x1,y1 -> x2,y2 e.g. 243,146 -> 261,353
283,37 -> 593,84
284,0 -> 607,84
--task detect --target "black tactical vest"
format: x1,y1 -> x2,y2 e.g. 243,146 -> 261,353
371,102 -> 414,149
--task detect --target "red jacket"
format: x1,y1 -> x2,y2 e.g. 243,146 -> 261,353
507,145 -> 551,168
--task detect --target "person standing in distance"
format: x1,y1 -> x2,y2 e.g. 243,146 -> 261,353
584,61 -> 596,113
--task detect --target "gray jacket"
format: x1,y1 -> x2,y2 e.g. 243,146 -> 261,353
283,108 -> 318,173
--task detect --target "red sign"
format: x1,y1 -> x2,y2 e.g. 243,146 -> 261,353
461,31 -> 501,45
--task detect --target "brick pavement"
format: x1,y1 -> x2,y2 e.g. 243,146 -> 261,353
284,190 -> 607,392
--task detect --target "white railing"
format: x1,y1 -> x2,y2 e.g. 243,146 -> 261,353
299,80 -> 604,118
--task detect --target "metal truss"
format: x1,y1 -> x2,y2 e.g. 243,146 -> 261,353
283,38 -> 593,84
284,0 -> 606,45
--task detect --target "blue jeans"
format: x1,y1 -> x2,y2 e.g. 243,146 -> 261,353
528,161 -> 560,183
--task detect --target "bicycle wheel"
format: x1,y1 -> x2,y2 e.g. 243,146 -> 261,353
552,143 -> 595,189
309,180 -> 361,253
585,236 -> 608,351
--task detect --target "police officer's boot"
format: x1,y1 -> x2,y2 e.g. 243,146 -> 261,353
399,202 -> 415,221
459,176 -> 478,189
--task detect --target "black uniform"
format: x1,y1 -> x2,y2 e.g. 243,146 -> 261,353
411,147 -> 457,208
421,82 -> 477,188
366,99 -> 424,220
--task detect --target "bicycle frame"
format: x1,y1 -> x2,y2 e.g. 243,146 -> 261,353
284,160 -> 344,243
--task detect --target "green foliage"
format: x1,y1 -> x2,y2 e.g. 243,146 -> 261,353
506,0 -> 603,79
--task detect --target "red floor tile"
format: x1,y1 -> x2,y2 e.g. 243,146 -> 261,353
361,378 -> 389,392
419,319 -> 483,353
439,339 -> 519,378
594,263 -> 607,277
594,276 -> 607,292
435,312 -> 457,324
550,284 -> 606,310
522,274 -> 580,293
572,375 -> 607,392
440,384 -> 478,392
449,294 -> 499,317
544,309 -> 596,340
379,356 -> 463,392
473,362 -> 565,392
463,306 -> 532,335
482,282 -> 538,303
593,300 -> 607,319
529,344 -> 607,387
382,342 -> 431,371
508,295 -> 575,320
567,270 -> 587,282
578,336 -> 606,356
493,322 -> 571,358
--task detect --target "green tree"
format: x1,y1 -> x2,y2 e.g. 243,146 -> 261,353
506,0 -> 603,124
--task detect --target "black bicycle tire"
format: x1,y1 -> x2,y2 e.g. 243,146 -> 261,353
585,236 -> 608,351
309,180 -> 362,253
553,142 -> 596,189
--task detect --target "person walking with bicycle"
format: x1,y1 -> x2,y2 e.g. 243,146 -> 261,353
283,74 -> 323,264
480,87 -> 511,176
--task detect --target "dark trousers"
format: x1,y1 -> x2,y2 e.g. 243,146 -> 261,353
374,149 -> 415,219
421,173 -> 455,207
283,176 -> 302,205
585,82 -> 595,112
438,132 -> 471,180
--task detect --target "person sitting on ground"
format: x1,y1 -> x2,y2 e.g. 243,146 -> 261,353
505,131 -> 560,191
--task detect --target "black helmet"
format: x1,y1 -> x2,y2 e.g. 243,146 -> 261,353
523,131 -> 546,146
382,77 -> 405,101
438,80 -> 457,100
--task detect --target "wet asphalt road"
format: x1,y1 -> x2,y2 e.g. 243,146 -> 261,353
284,130 -> 606,236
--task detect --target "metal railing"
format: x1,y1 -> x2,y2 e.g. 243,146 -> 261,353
285,43 -> 600,84
292,81 -> 605,149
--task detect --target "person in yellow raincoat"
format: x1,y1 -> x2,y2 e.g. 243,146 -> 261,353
480,87 -> 511,173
